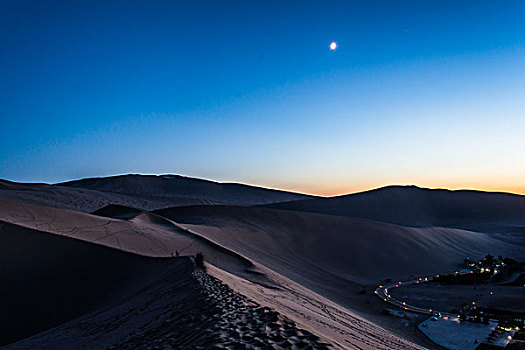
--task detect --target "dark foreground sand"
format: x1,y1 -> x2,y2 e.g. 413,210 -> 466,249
0,221 -> 175,346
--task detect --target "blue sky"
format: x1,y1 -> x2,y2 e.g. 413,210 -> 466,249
1,0 -> 524,195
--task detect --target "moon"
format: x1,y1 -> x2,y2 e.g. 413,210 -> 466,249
330,42 -> 337,51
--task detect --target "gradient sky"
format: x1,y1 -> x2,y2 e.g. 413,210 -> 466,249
1,1 -> 524,196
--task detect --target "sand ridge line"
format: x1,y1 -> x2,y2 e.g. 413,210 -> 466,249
194,269 -> 331,349
108,268 -> 331,349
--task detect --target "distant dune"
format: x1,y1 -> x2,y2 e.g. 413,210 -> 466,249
0,174 -> 313,213
263,185 -> 525,245
0,178 -> 210,212
59,174 -> 314,205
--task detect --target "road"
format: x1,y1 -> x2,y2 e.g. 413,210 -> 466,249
374,272 -> 469,317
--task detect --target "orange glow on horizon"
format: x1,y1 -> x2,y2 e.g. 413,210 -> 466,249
273,182 -> 525,198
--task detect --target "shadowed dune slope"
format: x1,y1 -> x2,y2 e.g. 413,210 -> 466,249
59,174 -> 314,205
263,185 -> 525,244
0,221 -> 184,346
92,203 -> 144,220
156,205 -> 525,288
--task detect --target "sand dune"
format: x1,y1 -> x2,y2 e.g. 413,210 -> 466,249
0,200 -> 425,349
153,204 -> 525,347
156,205 -> 525,285
264,185 -> 525,245
59,174 -> 314,205
0,174 -> 314,212
0,199 -> 267,282
1,222 -> 330,350
0,179 -> 212,212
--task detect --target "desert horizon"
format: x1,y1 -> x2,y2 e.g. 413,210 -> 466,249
4,173 -> 525,198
